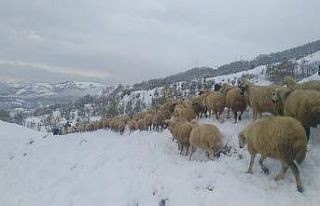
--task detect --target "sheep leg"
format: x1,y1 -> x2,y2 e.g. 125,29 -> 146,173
179,145 -> 184,155
274,163 -> 288,181
252,110 -> 257,120
234,112 -> 237,124
178,144 -> 182,154
227,108 -> 230,118
288,160 -> 304,193
303,126 -> 310,143
185,146 -> 189,155
214,111 -> 219,120
208,150 -> 215,160
238,111 -> 243,121
189,146 -> 196,160
246,154 -> 256,174
280,144 -> 304,192
259,156 -> 269,175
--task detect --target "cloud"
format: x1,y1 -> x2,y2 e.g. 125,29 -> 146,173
0,61 -> 108,84
0,0 -> 319,84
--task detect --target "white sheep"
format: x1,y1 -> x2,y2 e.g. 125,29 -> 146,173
238,80 -> 282,120
272,88 -> 320,142
238,116 -> 307,192
189,124 -> 223,160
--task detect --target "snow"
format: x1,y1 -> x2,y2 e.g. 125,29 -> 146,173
299,73 -> 320,83
1,115 -> 320,206
208,65 -> 272,86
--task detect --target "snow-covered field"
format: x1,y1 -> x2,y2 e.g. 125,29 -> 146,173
1,114 -> 320,206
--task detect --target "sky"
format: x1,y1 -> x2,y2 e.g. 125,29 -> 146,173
0,0 -> 319,84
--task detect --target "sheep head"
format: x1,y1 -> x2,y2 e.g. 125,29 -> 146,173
238,82 -> 249,95
271,88 -> 292,104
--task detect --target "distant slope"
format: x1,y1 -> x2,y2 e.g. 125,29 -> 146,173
0,81 -> 109,110
132,39 -> 320,91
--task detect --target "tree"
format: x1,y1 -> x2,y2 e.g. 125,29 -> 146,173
0,109 -> 10,122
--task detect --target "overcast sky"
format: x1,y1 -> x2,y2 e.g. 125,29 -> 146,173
0,0 -> 319,84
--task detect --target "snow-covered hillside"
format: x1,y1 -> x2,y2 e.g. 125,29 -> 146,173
1,115 -> 320,206
4,81 -> 106,98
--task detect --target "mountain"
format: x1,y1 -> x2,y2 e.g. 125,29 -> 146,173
0,81 -> 109,110
132,39 -> 320,91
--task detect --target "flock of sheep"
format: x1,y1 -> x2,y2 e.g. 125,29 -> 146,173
60,75 -> 320,193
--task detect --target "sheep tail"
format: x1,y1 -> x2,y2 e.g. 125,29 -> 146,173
281,143 -> 306,165
295,147 -> 307,165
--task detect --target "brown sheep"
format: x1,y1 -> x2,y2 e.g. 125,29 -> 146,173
143,112 -> 154,131
169,118 -> 198,155
219,83 -> 236,95
191,95 -> 207,118
102,119 -> 110,129
128,119 -> 137,133
283,76 -> 320,91
204,92 -> 226,120
136,119 -> 148,131
86,123 -> 95,132
118,120 -> 126,135
189,124 -> 223,160
272,88 -> 320,142
160,100 -> 177,115
238,116 -> 307,193
152,110 -> 167,131
225,88 -> 248,123
174,120 -> 193,155
174,104 -> 196,121
239,81 -> 282,120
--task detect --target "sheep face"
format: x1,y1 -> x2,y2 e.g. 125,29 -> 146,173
238,83 -> 248,95
271,88 -> 292,104
271,90 -> 279,103
238,132 -> 246,148
163,119 -> 170,129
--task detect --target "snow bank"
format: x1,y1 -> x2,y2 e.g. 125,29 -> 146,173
1,117 -> 320,206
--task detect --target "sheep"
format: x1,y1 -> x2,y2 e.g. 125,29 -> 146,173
143,112 -> 154,131
128,119 -> 137,133
160,100 -> 177,115
171,119 -> 193,155
204,92 -> 226,120
238,80 -> 282,120
191,95 -> 207,118
77,123 -> 86,133
283,76 -> 320,91
219,83 -> 236,95
168,118 -> 199,155
174,104 -> 196,121
136,118 -> 148,131
152,110 -> 167,131
238,116 -> 307,193
85,123 -> 95,132
188,124 -> 223,160
102,118 -> 110,129
271,88 -> 320,142
118,120 -> 126,135
225,88 -> 248,123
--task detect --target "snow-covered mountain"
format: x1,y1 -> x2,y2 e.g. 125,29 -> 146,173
0,81 -> 111,110
1,81 -> 106,98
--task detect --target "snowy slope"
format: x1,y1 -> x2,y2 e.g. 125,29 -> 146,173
1,117 -> 320,206
2,81 -> 106,98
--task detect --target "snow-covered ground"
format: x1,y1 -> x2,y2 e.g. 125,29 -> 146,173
1,114 -> 320,206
